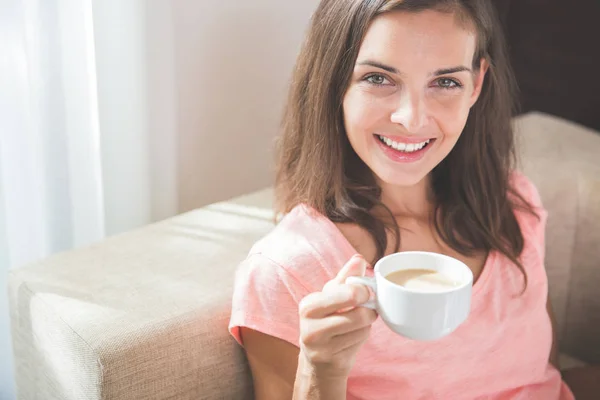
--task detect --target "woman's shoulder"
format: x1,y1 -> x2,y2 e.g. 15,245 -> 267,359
243,204 -> 353,289
508,170 -> 548,256
509,170 -> 545,210
509,169 -> 547,227
250,204 -> 328,264
509,170 -> 546,216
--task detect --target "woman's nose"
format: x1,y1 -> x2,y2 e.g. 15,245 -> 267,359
390,91 -> 427,133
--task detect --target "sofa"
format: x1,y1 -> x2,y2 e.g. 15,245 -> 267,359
7,112 -> 600,399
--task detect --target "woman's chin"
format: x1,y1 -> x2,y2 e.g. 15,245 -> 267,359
374,170 -> 430,188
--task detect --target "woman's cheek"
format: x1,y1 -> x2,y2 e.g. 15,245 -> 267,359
430,96 -> 471,132
345,92 -> 381,132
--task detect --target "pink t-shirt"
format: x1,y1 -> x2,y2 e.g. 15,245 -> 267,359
229,173 -> 574,400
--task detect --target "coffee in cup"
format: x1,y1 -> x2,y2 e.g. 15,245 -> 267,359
346,251 -> 473,341
385,268 -> 461,291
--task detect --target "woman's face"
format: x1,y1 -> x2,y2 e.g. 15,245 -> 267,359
343,10 -> 488,188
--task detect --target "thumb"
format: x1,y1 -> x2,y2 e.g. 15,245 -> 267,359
333,254 -> 369,284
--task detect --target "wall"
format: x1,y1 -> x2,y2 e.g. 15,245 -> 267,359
169,0 -> 319,211
93,0 -> 319,224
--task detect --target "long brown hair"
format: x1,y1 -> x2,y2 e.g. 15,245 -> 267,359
275,0 -> 536,284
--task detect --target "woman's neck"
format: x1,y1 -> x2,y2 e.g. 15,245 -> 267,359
376,175 -> 434,221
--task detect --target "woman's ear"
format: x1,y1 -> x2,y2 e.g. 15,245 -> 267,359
469,58 -> 489,107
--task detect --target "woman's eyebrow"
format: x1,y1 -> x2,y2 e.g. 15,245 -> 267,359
433,66 -> 472,76
356,60 -> 472,76
356,60 -> 399,74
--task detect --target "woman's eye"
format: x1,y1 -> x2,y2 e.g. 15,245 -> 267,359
365,74 -> 389,86
436,78 -> 461,89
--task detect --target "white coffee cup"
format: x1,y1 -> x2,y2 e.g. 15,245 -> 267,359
346,251 -> 473,341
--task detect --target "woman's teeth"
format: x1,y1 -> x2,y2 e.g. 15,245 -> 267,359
377,135 -> 431,153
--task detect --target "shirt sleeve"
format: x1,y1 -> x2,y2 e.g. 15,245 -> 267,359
228,252 -> 312,348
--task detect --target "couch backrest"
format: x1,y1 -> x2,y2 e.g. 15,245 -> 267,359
516,112 -> 600,364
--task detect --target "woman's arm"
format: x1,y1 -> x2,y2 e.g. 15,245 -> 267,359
238,255 -> 374,399
241,328 -> 297,399
241,328 -> 347,400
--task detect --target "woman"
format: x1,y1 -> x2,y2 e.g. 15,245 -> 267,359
229,0 -> 591,398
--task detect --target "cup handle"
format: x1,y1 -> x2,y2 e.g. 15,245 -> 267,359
345,276 -> 377,310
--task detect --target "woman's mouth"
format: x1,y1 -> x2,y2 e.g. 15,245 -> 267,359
374,134 -> 435,163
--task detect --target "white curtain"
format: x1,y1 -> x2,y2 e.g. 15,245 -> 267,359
1,0 -> 106,263
1,1 -> 105,397
0,1 -> 173,397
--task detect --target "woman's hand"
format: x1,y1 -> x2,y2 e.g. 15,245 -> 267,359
296,254 -> 378,382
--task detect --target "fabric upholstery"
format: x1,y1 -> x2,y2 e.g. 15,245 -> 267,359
516,112 -> 600,364
9,191 -> 276,399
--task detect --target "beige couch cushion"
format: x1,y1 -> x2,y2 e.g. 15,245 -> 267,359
9,190 -> 276,399
515,112 -> 600,364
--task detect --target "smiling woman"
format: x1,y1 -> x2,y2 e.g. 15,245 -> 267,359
228,1 -> 583,399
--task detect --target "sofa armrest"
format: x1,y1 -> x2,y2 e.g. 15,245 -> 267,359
8,188 -> 275,400
516,112 -> 600,364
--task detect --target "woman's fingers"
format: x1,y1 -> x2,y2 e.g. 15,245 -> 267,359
299,283 -> 371,319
